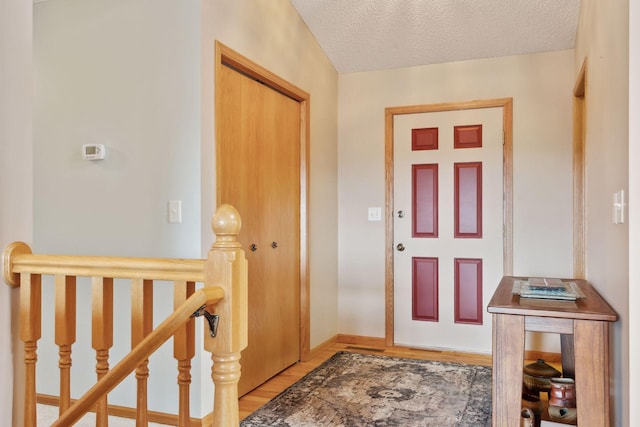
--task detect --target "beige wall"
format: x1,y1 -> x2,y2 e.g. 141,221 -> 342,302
629,0 -> 639,421
575,1 -> 630,425
33,0 -> 204,415
0,0 -> 32,424
338,50 -> 575,351
31,0 -> 339,418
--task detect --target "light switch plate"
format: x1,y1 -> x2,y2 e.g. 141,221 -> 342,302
368,207 -> 382,221
613,190 -> 624,224
169,200 -> 182,224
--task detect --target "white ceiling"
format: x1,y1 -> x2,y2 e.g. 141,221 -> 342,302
289,0 -> 581,73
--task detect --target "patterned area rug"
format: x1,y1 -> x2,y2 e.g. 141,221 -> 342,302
241,351 -> 492,427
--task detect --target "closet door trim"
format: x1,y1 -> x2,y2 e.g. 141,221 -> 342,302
215,41 -> 311,361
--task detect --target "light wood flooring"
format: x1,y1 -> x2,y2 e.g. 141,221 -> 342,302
238,337 -> 493,420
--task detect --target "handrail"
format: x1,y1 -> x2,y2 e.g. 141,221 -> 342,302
50,286 -> 224,426
3,203 -> 248,426
3,245 -> 205,286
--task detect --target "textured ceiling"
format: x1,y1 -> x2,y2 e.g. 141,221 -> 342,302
290,0 -> 581,73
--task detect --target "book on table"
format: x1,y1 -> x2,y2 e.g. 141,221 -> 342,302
518,277 -> 581,301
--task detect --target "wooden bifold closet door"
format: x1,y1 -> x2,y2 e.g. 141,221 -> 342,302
217,61 -> 301,396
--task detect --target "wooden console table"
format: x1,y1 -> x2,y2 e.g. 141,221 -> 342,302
487,276 -> 617,427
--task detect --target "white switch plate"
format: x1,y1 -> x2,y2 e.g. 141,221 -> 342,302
613,190 -> 625,224
368,207 -> 382,221
168,200 -> 182,223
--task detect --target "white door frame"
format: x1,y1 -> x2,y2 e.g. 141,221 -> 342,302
384,98 -> 513,346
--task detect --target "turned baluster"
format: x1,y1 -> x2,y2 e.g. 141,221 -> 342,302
20,272 -> 41,427
173,280 -> 196,427
92,276 -> 113,427
55,275 -> 76,414
206,204 -> 248,427
131,278 -> 153,426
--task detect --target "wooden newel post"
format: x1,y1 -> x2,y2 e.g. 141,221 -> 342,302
3,242 -> 40,426
205,204 -> 248,427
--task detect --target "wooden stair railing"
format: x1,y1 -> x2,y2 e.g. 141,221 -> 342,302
53,286 -> 224,427
2,204 -> 248,427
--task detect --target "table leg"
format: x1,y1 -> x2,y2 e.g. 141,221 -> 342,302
574,319 -> 610,427
560,333 -> 576,379
492,313 -> 525,427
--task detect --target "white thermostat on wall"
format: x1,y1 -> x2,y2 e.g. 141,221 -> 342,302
82,144 -> 106,160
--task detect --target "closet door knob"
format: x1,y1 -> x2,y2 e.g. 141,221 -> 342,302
396,243 -> 405,252
250,244 -> 257,252
271,241 -> 278,249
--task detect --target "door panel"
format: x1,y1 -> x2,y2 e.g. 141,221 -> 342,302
393,108 -> 503,352
454,161 -> 482,238
412,257 -> 439,321
412,164 -> 438,237
218,63 -> 300,395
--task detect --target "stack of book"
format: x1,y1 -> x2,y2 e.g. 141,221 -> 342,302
518,278 -> 580,301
